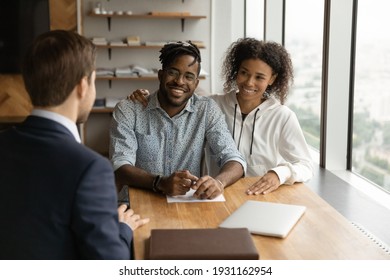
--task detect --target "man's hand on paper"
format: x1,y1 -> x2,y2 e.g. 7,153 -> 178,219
159,170 -> 199,196
191,175 -> 224,200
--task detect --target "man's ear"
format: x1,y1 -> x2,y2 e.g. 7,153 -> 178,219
76,76 -> 88,100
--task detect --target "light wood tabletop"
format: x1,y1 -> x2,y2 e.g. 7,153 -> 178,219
129,177 -> 390,260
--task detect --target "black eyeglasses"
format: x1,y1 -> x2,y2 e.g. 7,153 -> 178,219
164,68 -> 198,84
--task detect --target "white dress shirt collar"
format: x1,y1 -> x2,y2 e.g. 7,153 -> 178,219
30,109 -> 81,143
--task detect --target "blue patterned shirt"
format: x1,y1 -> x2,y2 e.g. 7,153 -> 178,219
109,91 -> 246,176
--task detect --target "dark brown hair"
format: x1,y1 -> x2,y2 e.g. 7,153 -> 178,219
22,30 -> 97,106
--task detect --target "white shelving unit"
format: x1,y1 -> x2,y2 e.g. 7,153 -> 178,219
79,0 -> 210,155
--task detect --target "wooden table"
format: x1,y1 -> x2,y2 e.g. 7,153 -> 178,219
129,177 -> 390,259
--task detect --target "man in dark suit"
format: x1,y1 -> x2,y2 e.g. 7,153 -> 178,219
0,30 -> 149,259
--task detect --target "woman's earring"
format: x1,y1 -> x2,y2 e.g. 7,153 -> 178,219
263,85 -> 272,99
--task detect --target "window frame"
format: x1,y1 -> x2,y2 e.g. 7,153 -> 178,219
262,0 -> 390,208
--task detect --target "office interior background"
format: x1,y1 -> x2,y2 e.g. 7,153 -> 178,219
0,0 -> 389,249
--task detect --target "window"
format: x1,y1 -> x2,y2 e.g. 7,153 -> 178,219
245,0 -> 264,39
284,0 -> 324,151
353,0 -> 390,193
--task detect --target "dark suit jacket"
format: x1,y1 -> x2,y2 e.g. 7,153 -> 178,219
0,116 -> 132,259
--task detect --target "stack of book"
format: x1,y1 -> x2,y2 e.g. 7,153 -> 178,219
93,98 -> 105,108
91,37 -> 108,46
126,36 -> 141,46
144,41 -> 167,47
109,40 -> 127,47
131,65 -> 158,77
115,66 -> 137,77
96,67 -> 115,77
93,97 -> 124,109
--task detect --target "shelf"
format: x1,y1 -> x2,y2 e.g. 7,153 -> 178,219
97,44 -> 205,60
96,75 -> 206,81
88,13 -> 206,31
97,45 -> 163,49
97,45 -> 205,49
88,13 -> 206,19
96,75 -> 206,88
97,76 -> 158,81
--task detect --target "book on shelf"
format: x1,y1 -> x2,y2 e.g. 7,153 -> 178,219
191,40 -> 205,48
96,68 -> 115,77
109,40 -> 127,47
92,37 -> 108,46
131,65 -> 157,77
138,68 -> 158,78
144,41 -> 167,47
93,98 -> 105,108
115,66 -> 137,77
93,97 -> 124,109
126,36 -> 141,46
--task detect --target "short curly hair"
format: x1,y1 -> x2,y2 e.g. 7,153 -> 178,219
159,41 -> 201,75
222,38 -> 293,104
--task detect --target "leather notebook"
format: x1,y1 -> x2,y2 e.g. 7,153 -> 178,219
148,228 -> 259,260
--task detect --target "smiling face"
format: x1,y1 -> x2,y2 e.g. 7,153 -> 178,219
236,58 -> 277,105
157,54 -> 199,117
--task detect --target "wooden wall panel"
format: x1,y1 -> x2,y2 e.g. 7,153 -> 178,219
0,75 -> 32,117
0,0 -> 77,118
49,0 -> 77,31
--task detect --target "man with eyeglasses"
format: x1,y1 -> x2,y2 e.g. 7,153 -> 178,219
110,41 -> 246,200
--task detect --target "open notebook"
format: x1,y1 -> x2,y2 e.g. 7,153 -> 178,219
219,200 -> 306,238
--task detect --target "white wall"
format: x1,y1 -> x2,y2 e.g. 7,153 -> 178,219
210,0 -> 245,94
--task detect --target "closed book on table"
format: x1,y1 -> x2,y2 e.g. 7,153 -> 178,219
148,228 -> 259,260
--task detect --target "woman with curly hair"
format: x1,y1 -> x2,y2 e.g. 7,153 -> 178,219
209,38 -> 313,194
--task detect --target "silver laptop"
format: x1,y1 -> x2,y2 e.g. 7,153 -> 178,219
219,200 -> 306,238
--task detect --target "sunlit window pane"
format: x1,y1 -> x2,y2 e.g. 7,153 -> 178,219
353,0 -> 390,193
285,0 -> 324,152
245,0 -> 264,39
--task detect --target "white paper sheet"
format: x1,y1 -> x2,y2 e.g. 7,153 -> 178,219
166,189 -> 225,203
